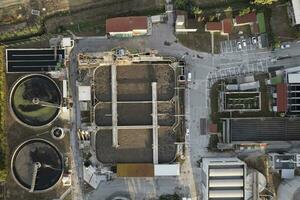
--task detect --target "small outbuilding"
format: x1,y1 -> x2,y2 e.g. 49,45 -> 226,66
106,16 -> 148,37
78,86 -> 91,101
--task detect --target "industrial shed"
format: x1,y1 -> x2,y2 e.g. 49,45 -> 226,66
222,118 -> 300,143
201,157 -> 246,200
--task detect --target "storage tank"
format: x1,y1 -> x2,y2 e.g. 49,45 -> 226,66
10,74 -> 62,127
11,139 -> 64,192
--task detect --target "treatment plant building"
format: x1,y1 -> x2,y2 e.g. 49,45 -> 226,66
201,157 -> 246,200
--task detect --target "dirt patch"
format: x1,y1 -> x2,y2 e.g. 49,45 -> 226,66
44,0 -> 164,35
96,127 -> 176,164
270,5 -> 299,41
94,66 -> 111,102
118,103 -> 152,126
96,129 -> 153,163
158,102 -> 175,126
117,64 -> 175,101
93,61 -> 180,164
177,19 -> 227,53
158,127 -> 176,163
95,102 -> 112,126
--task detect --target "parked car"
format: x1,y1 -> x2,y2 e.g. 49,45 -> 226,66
242,39 -> 247,47
187,72 -> 192,82
237,42 -> 242,50
252,37 -> 257,44
164,41 -> 171,46
186,128 -> 190,136
281,43 -> 291,49
197,54 -> 203,59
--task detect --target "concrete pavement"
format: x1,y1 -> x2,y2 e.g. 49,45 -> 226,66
277,176 -> 300,200
69,47 -> 84,200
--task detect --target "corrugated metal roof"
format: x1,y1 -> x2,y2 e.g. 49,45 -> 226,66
106,16 -> 148,33
209,168 -> 244,177
288,73 -> 300,83
292,0 -> 300,25
209,190 -> 244,198
209,179 -> 244,187
230,118 -> 300,141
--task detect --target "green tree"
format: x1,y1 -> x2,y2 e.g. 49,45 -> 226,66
159,194 -> 180,200
174,0 -> 188,10
192,7 -> 203,21
239,7 -> 251,16
208,134 -> 219,151
251,0 -> 278,5
0,46 -> 7,182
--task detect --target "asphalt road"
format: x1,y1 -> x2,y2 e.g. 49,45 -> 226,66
69,47 -> 84,200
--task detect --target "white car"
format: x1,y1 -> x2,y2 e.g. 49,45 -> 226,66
186,128 -> 190,136
281,44 -> 291,49
242,39 -> 247,47
252,37 -> 257,44
187,72 -> 192,82
237,42 -> 242,50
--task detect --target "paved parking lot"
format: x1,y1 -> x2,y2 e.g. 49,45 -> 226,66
220,37 -> 259,54
208,59 -> 269,87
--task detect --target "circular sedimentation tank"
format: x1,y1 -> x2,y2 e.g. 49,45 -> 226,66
51,127 -> 65,140
10,74 -> 62,127
11,139 -> 63,192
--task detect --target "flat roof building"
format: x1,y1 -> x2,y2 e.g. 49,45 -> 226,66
222,118 -> 300,143
269,153 -> 300,179
201,157 -> 246,200
106,16 -> 148,37
78,86 -> 91,101
288,0 -> 300,26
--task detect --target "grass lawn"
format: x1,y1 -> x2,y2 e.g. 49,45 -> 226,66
0,46 -> 7,182
270,4 -> 299,41
257,12 -> 266,33
45,0 -> 164,36
176,19 -> 227,53
191,0 -> 249,9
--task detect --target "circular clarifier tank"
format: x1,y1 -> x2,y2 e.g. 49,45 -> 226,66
11,139 -> 63,192
10,74 -> 62,127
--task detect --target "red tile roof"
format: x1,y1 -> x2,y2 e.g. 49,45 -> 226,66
206,22 -> 222,31
106,16 -> 148,33
277,83 -> 288,112
235,12 -> 257,25
222,19 -> 232,34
